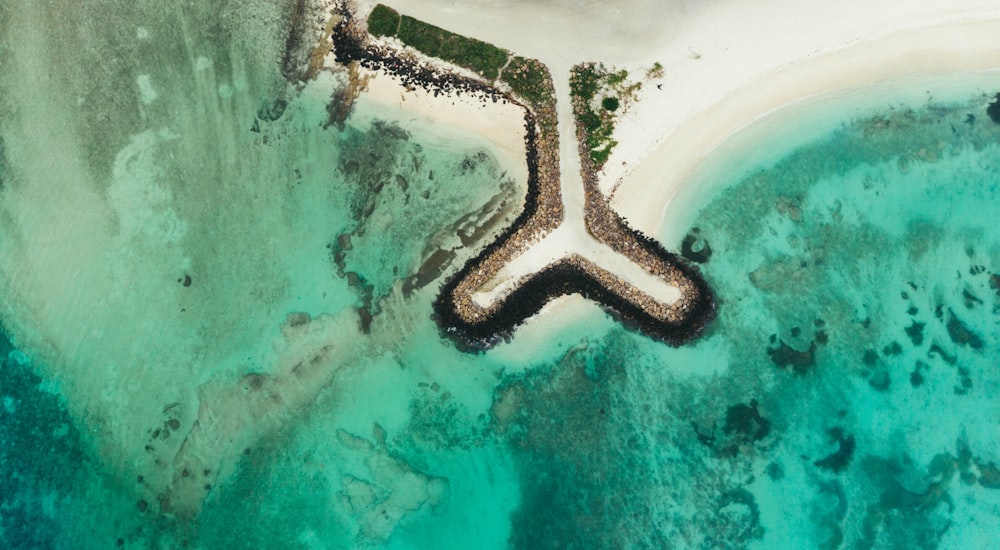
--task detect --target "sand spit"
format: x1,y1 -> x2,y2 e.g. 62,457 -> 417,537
330,2 -> 714,350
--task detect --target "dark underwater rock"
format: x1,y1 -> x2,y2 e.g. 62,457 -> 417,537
867,368 -> 890,392
905,321 -> 925,346
724,400 -> 771,443
987,93 -> 1000,124
681,228 -> 712,263
768,340 -> 816,374
256,99 -> 288,122
946,309 -> 983,349
814,427 -> 855,473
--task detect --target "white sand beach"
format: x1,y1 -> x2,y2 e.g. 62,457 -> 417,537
351,68 -> 529,177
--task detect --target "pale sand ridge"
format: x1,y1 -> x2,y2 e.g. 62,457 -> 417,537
356,70 -> 529,174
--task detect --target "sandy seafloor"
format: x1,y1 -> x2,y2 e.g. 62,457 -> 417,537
2,1 -> 1000,549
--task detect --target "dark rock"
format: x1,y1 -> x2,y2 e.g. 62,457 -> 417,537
280,0 -> 311,81
946,309 -> 983,349
680,229 -> 712,263
963,289 -> 983,308
286,312 -> 311,327
357,307 -> 372,333
977,462 -> 1000,489
345,271 -> 363,288
882,341 -> 902,356
723,400 -> 771,442
257,99 -> 288,122
905,321 -> 925,346
868,368 -> 890,392
814,427 -> 855,473
987,93 -> 1000,124
337,233 -> 353,251
717,489 -> 762,541
910,361 -> 928,387
928,344 -> 957,365
768,340 -> 817,374
402,249 -> 455,296
955,367 -> 973,395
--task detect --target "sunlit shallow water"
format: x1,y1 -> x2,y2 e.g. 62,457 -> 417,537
2,2 -> 1000,548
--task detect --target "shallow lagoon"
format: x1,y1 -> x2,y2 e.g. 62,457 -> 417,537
2,2 -> 1000,548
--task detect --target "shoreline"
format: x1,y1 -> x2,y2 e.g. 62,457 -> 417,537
657,69 -> 1000,244
355,0 -> 1000,238
606,14 -> 1000,237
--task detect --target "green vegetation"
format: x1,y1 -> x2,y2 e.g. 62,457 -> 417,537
367,4 -> 401,37
395,14 -> 508,79
646,61 -> 665,80
364,6 -> 555,110
502,56 -> 554,108
571,64 -> 619,168
570,62 -> 652,169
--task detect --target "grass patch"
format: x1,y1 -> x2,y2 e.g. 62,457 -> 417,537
364,7 -> 556,115
646,61 -> 664,79
396,15 -> 508,79
367,4 -> 401,37
570,62 -> 651,170
502,56 -> 554,107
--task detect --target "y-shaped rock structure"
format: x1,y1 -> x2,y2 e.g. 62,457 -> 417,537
433,66 -> 715,350
330,5 -> 714,351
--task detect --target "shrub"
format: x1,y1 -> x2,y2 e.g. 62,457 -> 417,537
570,64 -> 600,101
502,56 -> 554,107
367,4 -> 400,37
646,62 -> 664,79
570,63 -> 641,169
396,16 -> 508,79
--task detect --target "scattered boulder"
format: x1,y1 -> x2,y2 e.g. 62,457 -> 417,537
946,309 -> 983,349
814,427 -> 855,473
723,400 -> 771,443
987,93 -> 1000,124
681,228 -> 712,263
768,340 -> 817,374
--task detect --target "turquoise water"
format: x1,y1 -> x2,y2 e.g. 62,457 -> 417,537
2,2 -> 1000,548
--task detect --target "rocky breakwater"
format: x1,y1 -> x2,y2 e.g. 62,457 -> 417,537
330,2 -> 713,350
571,86 -> 716,342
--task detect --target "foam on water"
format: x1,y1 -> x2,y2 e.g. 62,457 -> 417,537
2,1 -> 1000,547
